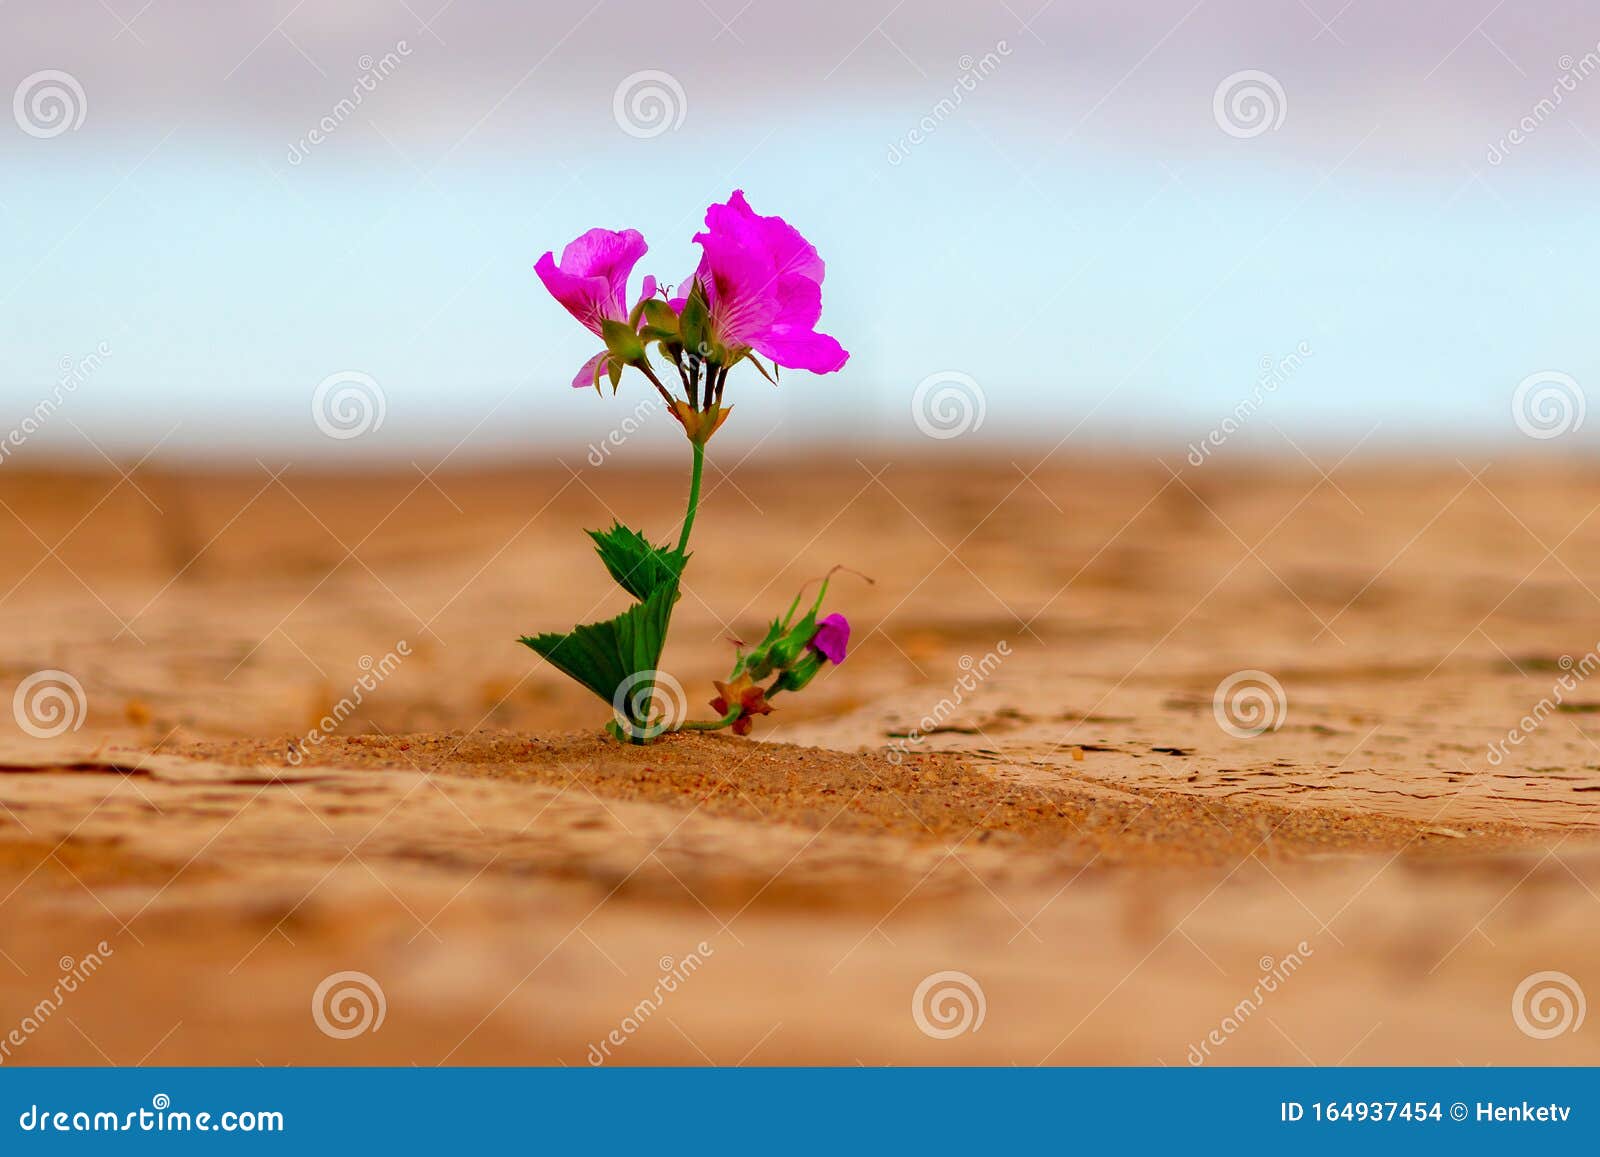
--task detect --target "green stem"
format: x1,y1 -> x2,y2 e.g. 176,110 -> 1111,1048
679,706 -> 743,732
676,439 -> 704,556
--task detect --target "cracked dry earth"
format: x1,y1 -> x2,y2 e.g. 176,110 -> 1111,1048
1,455 -> 1599,1064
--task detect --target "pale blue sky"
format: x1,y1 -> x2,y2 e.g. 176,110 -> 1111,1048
3,1 -> 1597,462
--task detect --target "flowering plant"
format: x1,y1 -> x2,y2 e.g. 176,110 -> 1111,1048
521,191 -> 860,743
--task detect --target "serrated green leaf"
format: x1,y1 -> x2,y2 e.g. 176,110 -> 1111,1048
519,582 -> 676,723
587,521 -> 687,602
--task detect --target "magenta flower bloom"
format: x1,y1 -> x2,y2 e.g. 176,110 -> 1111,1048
675,191 -> 848,374
535,227 -> 657,389
810,613 -> 850,664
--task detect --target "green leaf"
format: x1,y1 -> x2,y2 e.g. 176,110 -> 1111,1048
587,521 -> 686,602
600,318 -> 645,364
519,582 -> 676,726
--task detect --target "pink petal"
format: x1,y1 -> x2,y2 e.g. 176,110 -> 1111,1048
699,190 -> 825,286
571,350 -> 610,390
536,228 -> 649,336
752,325 -> 849,374
558,228 -> 648,314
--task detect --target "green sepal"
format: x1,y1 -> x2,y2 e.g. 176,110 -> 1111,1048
600,318 -> 645,365
641,299 -> 680,336
518,582 -> 676,728
679,280 -> 710,359
587,521 -> 687,602
743,352 -> 778,386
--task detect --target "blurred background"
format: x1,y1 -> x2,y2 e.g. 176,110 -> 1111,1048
3,0 -> 1597,463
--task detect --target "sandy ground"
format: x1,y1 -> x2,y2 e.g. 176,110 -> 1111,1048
1,451 -> 1598,1065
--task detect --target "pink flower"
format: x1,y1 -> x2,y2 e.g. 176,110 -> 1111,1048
809,613 -> 850,664
675,191 -> 848,374
535,227 -> 657,389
